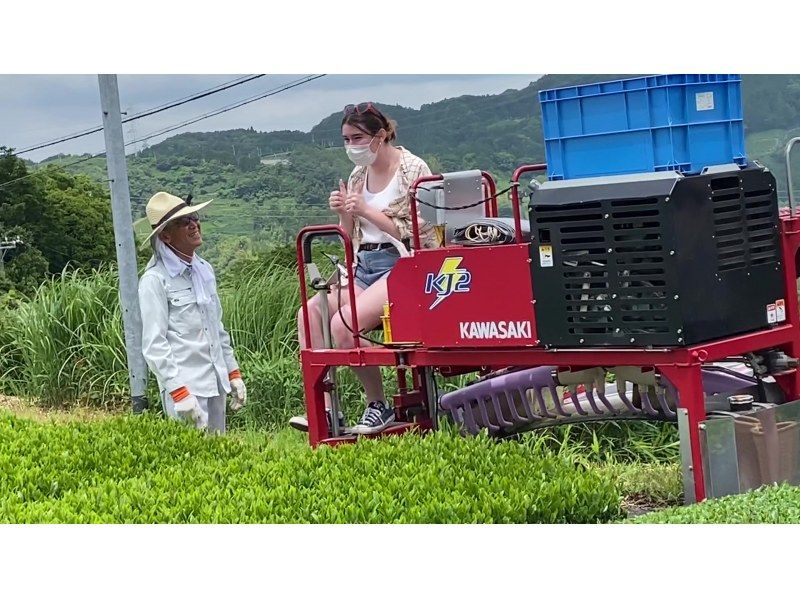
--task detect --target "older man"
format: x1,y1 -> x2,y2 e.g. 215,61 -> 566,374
138,191 -> 246,433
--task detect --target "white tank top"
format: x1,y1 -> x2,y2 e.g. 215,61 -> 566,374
360,170 -> 400,244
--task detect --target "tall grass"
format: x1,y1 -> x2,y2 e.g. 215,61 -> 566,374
0,268 -> 131,407
0,258 -> 394,427
0,262 -> 305,415
218,263 -> 299,357
530,421 -> 681,464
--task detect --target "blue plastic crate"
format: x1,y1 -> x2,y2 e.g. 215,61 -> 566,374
538,74 -> 747,180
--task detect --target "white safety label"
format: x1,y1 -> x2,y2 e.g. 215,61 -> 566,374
539,244 -> 553,267
767,303 -> 777,324
776,299 -> 786,322
696,91 -> 715,111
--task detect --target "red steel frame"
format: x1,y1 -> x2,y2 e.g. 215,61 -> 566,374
296,165 -> 800,502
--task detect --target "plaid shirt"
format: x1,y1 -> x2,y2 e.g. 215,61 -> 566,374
347,146 -> 439,252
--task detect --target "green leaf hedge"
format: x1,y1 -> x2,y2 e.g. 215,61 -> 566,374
0,414 -> 621,523
631,483 -> 800,524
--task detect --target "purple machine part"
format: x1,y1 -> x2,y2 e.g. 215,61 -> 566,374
439,365 -> 757,436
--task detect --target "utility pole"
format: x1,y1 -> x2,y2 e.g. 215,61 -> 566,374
0,236 -> 23,276
98,75 -> 149,413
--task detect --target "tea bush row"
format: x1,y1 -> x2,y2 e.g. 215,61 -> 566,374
631,483 -> 800,523
0,414 -> 622,524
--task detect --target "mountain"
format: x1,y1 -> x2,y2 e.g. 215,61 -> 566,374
33,74 -> 800,254
132,74 -> 624,174
132,73 -> 800,173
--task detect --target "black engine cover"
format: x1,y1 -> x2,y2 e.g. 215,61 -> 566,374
529,165 -> 785,347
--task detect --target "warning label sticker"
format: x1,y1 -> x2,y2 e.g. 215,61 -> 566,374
696,91 -> 715,111
767,303 -> 777,324
539,245 -> 553,268
776,299 -> 786,322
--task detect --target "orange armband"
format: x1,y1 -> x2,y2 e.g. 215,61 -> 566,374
170,386 -> 190,402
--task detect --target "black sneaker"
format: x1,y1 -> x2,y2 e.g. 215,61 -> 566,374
351,401 -> 395,435
289,409 -> 347,433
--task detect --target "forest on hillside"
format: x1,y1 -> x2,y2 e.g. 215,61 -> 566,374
3,73 -> 800,295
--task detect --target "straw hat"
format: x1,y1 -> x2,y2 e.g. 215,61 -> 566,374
141,192 -> 213,248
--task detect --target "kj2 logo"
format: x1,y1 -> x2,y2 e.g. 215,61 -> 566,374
425,257 -> 472,310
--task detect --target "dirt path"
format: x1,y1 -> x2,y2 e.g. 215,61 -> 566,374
0,393 -> 121,423
622,493 -> 681,518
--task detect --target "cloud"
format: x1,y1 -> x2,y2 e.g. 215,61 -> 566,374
0,74 -> 540,162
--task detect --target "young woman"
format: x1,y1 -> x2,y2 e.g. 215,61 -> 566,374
291,102 -> 438,435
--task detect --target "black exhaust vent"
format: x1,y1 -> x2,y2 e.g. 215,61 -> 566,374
530,165 -> 784,347
711,177 -> 779,272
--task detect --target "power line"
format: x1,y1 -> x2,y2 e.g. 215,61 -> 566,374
0,152 -> 101,190
126,75 -> 326,148
10,75 -> 266,157
121,75 -> 266,126
122,75 -> 259,119
0,75 -> 326,191
11,75 -> 265,157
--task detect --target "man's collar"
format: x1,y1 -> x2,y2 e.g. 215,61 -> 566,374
157,240 -> 194,278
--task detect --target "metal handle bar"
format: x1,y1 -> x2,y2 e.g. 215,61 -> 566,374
786,137 -> 800,215
510,164 -> 548,243
296,225 -> 361,349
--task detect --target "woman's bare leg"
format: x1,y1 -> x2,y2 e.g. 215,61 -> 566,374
296,284 -> 364,409
297,285 -> 363,350
331,278 -> 389,404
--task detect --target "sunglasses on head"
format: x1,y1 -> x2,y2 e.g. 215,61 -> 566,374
343,102 -> 383,119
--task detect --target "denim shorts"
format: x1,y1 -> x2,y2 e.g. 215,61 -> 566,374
354,247 -> 400,289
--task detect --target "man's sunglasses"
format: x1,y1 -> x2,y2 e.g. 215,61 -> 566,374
172,214 -> 200,228
343,102 -> 383,119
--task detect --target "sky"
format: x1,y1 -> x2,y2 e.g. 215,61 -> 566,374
4,0 -> 797,166
0,74 -> 541,163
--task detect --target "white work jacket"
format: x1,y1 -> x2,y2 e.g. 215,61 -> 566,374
138,257 -> 238,398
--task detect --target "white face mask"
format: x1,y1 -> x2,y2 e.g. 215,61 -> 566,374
345,138 -> 379,166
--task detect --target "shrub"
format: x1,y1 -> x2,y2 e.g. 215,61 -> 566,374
630,483 -> 800,523
0,268 -> 134,406
531,421 -> 680,465
0,414 -> 622,524
0,261 -> 302,409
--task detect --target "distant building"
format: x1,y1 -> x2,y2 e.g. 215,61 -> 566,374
260,157 -> 290,166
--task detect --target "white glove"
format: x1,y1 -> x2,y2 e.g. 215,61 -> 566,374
174,394 -> 208,430
230,377 -> 247,411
